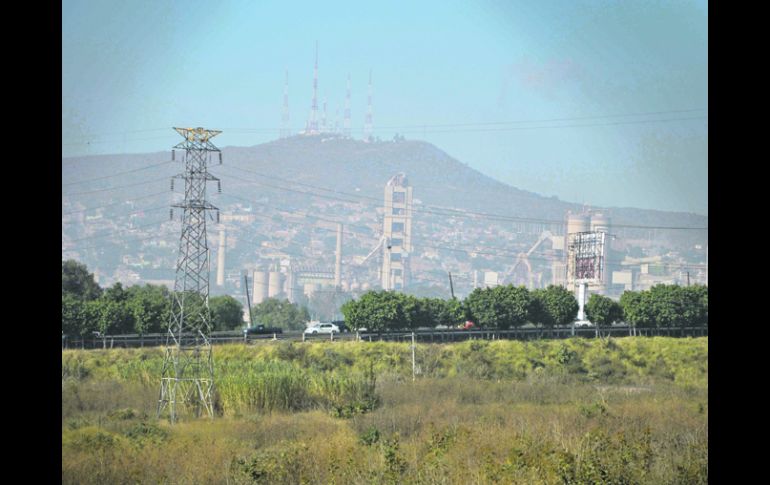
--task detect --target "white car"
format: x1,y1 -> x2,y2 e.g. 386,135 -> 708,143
573,320 -> 594,327
304,322 -> 340,335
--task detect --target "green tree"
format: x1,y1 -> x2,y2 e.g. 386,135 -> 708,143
92,298 -> 134,335
620,290 -> 654,328
62,294 -> 97,336
648,284 -> 686,328
585,294 -> 623,328
251,298 -> 310,331
126,284 -> 172,334
209,295 -> 244,331
464,284 -> 531,330
686,284 -> 708,326
62,259 -> 102,300
341,291 -> 405,333
530,285 -> 579,327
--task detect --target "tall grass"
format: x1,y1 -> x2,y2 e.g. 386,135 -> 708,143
62,337 -> 707,483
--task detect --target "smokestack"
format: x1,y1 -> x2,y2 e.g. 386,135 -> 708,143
335,223 -> 343,287
364,69 -> 373,141
344,73 -> 351,137
216,227 -> 226,286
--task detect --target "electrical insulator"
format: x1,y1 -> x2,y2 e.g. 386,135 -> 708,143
169,209 -> 173,220
172,149 -> 175,161
219,152 -> 222,164
217,181 -> 221,193
216,211 -> 220,223
170,178 -> 174,191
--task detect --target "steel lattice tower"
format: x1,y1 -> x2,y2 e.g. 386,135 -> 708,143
158,127 -> 222,423
306,41 -> 319,134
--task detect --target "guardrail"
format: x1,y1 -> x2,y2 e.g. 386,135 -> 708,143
61,325 -> 707,350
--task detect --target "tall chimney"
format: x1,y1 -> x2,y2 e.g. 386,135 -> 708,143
335,223 -> 343,287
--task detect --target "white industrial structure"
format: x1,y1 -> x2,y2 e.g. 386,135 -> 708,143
380,173 -> 413,290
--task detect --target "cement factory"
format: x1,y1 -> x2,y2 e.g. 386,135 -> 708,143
165,44 -> 707,319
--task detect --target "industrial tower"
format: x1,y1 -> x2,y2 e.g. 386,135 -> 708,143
381,173 -> 413,290
158,127 -> 222,423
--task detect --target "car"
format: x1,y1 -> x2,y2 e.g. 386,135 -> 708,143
304,322 -> 340,334
573,320 -> 593,327
332,320 -> 351,333
243,325 -> 283,335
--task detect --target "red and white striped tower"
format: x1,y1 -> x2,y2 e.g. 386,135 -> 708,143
305,42 -> 319,134
363,69 -> 373,141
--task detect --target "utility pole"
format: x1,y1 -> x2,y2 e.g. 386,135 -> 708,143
158,127 -> 222,423
411,331 -> 416,382
686,271 -> 690,286
243,272 -> 254,328
448,272 -> 455,299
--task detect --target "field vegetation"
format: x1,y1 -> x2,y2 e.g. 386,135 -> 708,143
62,337 -> 707,484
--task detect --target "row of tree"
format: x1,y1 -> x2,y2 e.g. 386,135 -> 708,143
341,285 -> 580,332
341,283 -> 709,333
62,260 -> 313,336
62,260 -> 708,336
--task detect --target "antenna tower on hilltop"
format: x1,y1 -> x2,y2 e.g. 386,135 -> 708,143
306,42 -> 319,134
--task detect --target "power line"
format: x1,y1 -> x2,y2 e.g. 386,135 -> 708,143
65,218 -> 169,242
215,166 -> 708,231
61,108 -> 707,145
373,109 -> 707,130
62,191 -> 170,215
62,205 -> 169,227
62,160 -> 173,186
379,116 -> 707,135
215,191 -> 708,269
63,177 -> 166,197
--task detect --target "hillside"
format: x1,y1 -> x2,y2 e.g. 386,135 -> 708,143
64,134 -> 707,229
62,135 -> 707,291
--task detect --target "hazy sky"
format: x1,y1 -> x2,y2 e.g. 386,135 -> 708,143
62,0 -> 708,215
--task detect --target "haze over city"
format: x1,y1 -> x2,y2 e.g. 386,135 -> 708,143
63,0 -> 708,215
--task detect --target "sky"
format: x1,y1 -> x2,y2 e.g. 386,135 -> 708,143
62,0 -> 708,215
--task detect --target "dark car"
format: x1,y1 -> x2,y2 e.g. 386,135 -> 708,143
243,325 -> 283,335
332,320 -> 351,333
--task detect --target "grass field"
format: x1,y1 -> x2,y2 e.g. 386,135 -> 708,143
62,337 -> 707,484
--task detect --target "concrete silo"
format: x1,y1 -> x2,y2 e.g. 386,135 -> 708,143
252,269 -> 269,304
268,270 -> 284,298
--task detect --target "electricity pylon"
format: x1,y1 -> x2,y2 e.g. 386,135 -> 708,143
157,127 -> 222,423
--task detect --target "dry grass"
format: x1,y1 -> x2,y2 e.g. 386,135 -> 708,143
62,337 -> 707,484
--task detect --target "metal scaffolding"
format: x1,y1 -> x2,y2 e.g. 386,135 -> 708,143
157,127 -> 222,423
